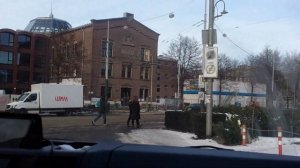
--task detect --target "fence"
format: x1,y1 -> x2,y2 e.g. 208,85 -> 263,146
140,98 -> 182,111
242,125 -> 300,155
246,128 -> 300,138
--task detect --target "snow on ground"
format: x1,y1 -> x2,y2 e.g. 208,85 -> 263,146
117,129 -> 300,156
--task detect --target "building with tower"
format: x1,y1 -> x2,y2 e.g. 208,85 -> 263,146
0,12 -> 179,103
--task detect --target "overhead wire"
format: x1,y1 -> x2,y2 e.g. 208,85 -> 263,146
140,12 -> 174,22
140,0 -> 202,44
160,20 -> 203,48
214,23 -> 253,57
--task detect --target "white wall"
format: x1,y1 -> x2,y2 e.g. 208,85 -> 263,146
183,79 -> 266,107
213,79 -> 266,107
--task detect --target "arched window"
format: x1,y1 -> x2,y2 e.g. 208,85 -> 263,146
0,32 -> 14,46
18,35 -> 31,49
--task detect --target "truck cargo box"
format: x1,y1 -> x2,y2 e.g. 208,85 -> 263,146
31,83 -> 83,109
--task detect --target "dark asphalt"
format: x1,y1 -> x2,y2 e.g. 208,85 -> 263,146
42,112 -> 165,143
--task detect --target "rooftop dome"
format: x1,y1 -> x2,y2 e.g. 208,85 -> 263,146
24,13 -> 72,34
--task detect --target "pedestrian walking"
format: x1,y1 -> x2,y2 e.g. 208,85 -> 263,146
92,97 -> 107,125
128,96 -> 140,128
127,98 -> 133,127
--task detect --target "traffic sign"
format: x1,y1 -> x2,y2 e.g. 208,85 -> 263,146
198,75 -> 205,88
203,47 -> 218,78
198,92 -> 204,101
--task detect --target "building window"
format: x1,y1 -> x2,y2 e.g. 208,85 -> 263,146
122,64 -> 132,78
102,40 -> 113,57
156,96 -> 160,103
100,86 -> 112,99
17,53 -> 30,66
73,41 -> 78,57
18,35 -> 31,49
157,88 -> 160,92
101,63 -> 112,77
0,51 -> 13,64
65,44 -> 69,58
164,85 -> 168,88
35,38 -> 47,50
0,69 -> 13,83
17,71 -> 30,84
140,48 -> 150,61
139,88 -> 148,101
140,66 -> 149,80
62,66 -> 70,77
0,32 -> 14,46
73,69 -> 77,77
33,72 -> 46,83
34,56 -> 47,68
157,73 -> 160,81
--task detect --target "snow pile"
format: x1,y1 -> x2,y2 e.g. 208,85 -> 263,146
117,129 -> 300,156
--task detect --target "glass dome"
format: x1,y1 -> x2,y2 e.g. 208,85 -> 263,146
24,14 -> 72,34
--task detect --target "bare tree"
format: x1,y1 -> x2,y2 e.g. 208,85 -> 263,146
163,34 -> 202,100
50,34 -> 85,84
218,54 -> 240,105
280,52 -> 300,108
244,46 -> 282,106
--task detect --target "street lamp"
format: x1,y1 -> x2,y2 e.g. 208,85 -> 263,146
214,0 -> 228,18
205,0 -> 228,138
104,20 -> 130,103
104,20 -> 110,104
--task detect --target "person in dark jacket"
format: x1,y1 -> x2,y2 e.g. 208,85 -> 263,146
92,97 -> 107,125
127,98 -> 133,127
128,96 -> 140,128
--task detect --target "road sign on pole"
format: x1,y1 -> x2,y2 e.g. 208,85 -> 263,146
199,92 -> 205,101
203,47 -> 218,78
199,75 -> 205,88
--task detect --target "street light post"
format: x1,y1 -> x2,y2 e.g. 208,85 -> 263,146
205,0 -> 227,138
105,20 -> 110,104
205,0 -> 216,138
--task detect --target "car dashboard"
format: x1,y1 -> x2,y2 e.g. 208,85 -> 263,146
0,113 -> 299,168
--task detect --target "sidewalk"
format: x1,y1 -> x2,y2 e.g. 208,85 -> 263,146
110,109 -> 165,116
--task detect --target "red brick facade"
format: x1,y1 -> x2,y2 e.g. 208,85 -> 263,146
0,13 -> 178,102
0,29 -> 49,94
156,56 -> 178,101
51,14 -> 160,102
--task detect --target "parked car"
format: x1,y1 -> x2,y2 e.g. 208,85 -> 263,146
184,103 -> 206,112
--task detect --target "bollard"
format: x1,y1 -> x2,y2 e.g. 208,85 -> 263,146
278,127 -> 282,156
242,125 -> 246,146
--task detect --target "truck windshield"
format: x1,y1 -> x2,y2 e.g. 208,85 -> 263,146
17,93 -> 29,101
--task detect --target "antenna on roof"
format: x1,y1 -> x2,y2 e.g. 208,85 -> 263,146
50,0 -> 54,18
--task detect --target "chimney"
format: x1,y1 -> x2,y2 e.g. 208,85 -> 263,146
123,12 -> 134,20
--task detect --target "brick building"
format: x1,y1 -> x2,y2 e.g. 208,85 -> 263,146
0,12 -> 179,103
156,56 -> 178,101
51,13 -> 160,102
0,29 -> 50,94
0,13 -> 72,94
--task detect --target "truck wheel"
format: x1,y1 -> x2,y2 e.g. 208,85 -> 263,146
19,109 -> 27,114
66,111 -> 72,116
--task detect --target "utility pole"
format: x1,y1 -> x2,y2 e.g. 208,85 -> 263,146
105,20 -> 110,104
205,0 -> 215,138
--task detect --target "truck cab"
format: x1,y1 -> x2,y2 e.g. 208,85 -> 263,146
6,83 -> 83,115
6,92 -> 39,114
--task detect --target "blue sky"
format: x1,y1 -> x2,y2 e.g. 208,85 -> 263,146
1,0 -> 300,61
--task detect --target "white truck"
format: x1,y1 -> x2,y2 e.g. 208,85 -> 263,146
6,83 -> 83,115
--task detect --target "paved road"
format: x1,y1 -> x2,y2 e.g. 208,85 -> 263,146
42,111 -> 165,143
